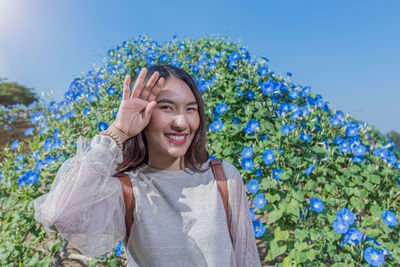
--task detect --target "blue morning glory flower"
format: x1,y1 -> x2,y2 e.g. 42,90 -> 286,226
253,220 -> 266,238
353,144 -> 366,156
342,227 -> 363,246
299,207 -> 310,221
260,134 -> 268,141
16,153 -> 25,161
246,179 -> 259,193
300,131 -> 312,143
339,141 -> 351,153
261,81 -> 274,95
272,168 -> 283,180
246,90 -> 254,100
290,110 -> 301,121
98,121 -> 109,132
336,208 -> 355,225
262,149 -> 275,165
255,168 -> 262,177
106,86 -> 116,95
363,246 -> 385,266
159,53 -> 170,62
241,147 -> 253,158
11,139 -> 18,150
250,207 -> 255,221
302,86 -> 311,95
271,95 -> 279,105
234,90 -> 243,97
353,156 -> 364,163
257,66 -> 269,77
253,193 -> 267,209
289,103 -> 299,111
279,102 -> 290,114
232,117 -> 240,125
329,114 -> 343,126
305,164 -> 315,175
83,107 -> 90,117
114,241 -> 124,257
24,127 -> 34,136
332,219 -> 350,234
281,125 -> 290,135
209,120 -> 223,132
333,136 -> 345,145
382,210 -> 398,226
346,126 -> 359,137
243,119 -> 259,134
309,198 -> 324,213
288,90 -> 300,99
43,137 -> 52,151
242,158 -> 254,170
216,103 -> 229,114
236,77 -> 242,86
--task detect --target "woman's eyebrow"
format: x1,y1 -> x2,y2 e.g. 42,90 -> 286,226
157,99 -> 198,106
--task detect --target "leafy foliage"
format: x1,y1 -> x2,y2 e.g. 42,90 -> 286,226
1,35 -> 399,266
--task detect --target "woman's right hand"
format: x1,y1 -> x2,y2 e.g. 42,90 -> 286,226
112,67 -> 165,139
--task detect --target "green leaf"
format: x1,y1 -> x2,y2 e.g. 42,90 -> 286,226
268,209 -> 283,223
306,249 -> 317,261
370,204 -> 382,218
294,242 -> 307,251
287,199 -> 300,217
266,193 -> 281,203
294,229 -> 308,242
369,174 -> 381,185
365,227 -> 383,238
48,240 -> 62,253
26,252 -> 39,266
350,196 -> 365,210
292,190 -> 305,202
266,240 -> 287,260
274,226 -> 289,242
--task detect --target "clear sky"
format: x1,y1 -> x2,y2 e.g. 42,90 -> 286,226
1,0 -> 399,133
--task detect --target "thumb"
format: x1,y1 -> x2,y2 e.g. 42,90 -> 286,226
143,101 -> 156,122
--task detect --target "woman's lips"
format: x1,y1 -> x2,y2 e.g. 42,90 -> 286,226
164,134 -> 188,145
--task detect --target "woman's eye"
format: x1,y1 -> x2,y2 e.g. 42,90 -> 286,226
161,106 -> 172,110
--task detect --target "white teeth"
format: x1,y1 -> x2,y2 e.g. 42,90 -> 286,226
165,135 -> 186,140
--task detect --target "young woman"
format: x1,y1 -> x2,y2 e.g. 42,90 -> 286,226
34,65 -> 261,267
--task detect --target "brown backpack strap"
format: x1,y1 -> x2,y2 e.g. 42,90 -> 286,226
118,173 -> 135,239
210,159 -> 233,244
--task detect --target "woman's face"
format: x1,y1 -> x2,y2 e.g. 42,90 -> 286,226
143,75 -> 200,170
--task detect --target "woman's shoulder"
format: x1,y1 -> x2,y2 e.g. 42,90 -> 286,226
219,158 -> 242,182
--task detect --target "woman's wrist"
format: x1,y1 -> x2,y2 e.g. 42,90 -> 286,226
100,123 -> 130,148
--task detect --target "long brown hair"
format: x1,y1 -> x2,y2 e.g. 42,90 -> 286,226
114,65 -> 210,176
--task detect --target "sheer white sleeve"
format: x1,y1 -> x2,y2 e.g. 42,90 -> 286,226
33,134 -> 126,258
228,168 -> 262,267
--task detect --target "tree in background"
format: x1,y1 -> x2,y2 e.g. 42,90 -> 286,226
387,130 -> 400,149
0,77 -> 38,106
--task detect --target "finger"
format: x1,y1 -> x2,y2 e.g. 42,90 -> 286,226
147,77 -> 164,102
131,67 -> 148,99
122,75 -> 130,100
139,71 -> 160,100
143,101 -> 156,121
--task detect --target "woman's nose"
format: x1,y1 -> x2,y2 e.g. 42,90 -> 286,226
171,114 -> 189,130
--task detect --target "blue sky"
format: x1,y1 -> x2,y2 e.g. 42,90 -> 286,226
1,0 -> 399,133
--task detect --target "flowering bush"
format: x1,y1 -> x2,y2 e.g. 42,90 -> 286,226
0,35 -> 399,266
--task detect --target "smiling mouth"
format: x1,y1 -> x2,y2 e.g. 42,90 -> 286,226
164,134 -> 188,145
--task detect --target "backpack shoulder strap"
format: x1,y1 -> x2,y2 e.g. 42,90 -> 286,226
210,159 -> 233,244
118,173 -> 135,239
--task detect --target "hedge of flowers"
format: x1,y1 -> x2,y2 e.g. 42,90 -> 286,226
1,35 -> 399,266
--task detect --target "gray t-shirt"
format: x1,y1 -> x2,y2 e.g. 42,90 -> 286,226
34,134 -> 261,267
